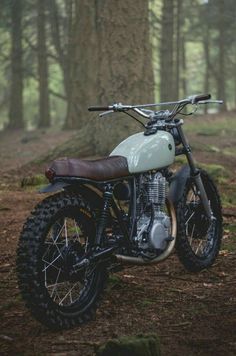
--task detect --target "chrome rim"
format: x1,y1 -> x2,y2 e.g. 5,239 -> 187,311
185,185 -> 215,257
41,217 -> 91,307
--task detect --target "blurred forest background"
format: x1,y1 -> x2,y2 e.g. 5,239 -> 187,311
0,0 -> 236,134
0,2 -> 236,355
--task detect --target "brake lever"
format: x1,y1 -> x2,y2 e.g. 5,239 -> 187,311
99,110 -> 114,117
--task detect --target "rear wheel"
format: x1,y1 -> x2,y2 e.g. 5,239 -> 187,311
176,170 -> 222,272
17,192 -> 107,329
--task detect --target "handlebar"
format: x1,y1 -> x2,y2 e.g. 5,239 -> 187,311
187,93 -> 211,104
88,106 -> 112,111
88,94 -> 223,121
88,103 -> 133,112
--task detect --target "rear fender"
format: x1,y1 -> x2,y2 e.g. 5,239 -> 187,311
39,182 -> 104,210
168,165 -> 191,205
39,182 -> 69,193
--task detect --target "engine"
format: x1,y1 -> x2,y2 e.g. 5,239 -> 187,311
135,172 -> 171,258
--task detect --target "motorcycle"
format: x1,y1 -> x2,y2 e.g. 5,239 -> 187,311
17,94 -> 223,329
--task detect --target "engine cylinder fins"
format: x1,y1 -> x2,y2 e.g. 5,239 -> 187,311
115,198 -> 177,265
145,173 -> 167,206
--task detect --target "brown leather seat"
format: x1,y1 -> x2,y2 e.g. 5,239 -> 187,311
46,156 -> 130,181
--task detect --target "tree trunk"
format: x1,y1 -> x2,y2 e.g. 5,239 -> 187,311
37,0 -> 51,127
160,0 -> 174,102
203,27 -> 210,114
181,35 -> 187,97
64,0 -> 75,105
38,127 -> 94,163
217,0 -> 227,111
63,0 -> 154,157
48,0 -> 74,101
64,0 -> 95,129
173,0 -> 181,100
8,0 -> 24,129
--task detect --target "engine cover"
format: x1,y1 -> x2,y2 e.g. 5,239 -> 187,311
149,214 -> 171,250
136,212 -> 171,252
134,171 -> 171,256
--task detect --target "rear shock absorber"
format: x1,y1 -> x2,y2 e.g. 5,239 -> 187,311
96,186 -> 113,246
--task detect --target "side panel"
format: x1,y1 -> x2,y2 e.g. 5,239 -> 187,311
110,131 -> 175,173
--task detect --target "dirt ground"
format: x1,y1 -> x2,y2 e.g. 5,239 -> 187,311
0,116 -> 235,356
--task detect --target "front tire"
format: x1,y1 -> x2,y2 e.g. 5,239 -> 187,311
176,170 -> 222,272
17,192 -> 107,329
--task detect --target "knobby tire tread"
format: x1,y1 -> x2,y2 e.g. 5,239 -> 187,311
175,170 -> 222,272
17,192 -> 108,330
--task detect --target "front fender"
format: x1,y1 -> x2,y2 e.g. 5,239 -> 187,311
168,165 -> 191,205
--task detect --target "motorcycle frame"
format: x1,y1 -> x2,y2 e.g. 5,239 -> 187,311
41,118 -> 213,249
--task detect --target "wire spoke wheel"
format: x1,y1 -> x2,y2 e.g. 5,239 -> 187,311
42,216 -> 90,307
176,170 -> 222,272
17,192 -> 108,329
184,184 -> 215,258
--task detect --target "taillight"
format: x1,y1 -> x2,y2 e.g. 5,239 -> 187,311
45,168 -> 55,182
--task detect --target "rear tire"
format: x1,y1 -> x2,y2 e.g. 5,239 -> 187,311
17,192 -> 108,329
176,169 -> 222,272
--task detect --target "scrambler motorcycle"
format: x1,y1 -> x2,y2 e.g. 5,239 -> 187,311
17,94 -> 223,329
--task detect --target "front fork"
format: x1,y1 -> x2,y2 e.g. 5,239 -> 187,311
177,125 -> 213,221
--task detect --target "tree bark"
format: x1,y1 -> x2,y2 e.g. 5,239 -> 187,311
181,35 -> 187,97
8,0 -> 24,129
65,1 -> 96,129
63,0 -> 154,157
173,0 -> 181,100
37,0 -> 51,127
217,0 -> 227,111
48,0 -> 74,102
64,0 -> 75,106
160,0 -> 174,102
203,26 -> 210,114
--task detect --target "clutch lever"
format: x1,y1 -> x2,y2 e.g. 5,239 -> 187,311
99,110 -> 114,117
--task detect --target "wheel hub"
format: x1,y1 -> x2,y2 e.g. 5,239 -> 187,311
43,239 -> 87,283
63,241 -> 87,282
187,202 -> 210,238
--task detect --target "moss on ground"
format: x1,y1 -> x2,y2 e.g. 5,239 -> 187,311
21,174 -> 47,188
107,275 -> 124,291
96,334 -> 161,356
198,163 -> 229,183
185,115 -> 236,137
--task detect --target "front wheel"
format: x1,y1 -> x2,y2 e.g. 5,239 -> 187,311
17,192 -> 108,329
176,169 -> 222,272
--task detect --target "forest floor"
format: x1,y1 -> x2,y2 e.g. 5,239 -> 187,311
0,113 -> 235,356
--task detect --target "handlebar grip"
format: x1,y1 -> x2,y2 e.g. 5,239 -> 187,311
193,94 -> 211,103
88,106 -> 110,111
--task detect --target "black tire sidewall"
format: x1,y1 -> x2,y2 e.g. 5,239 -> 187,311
17,192 -> 107,329
176,169 -> 222,272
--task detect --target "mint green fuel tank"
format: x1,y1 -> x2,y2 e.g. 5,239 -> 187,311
110,131 -> 175,174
